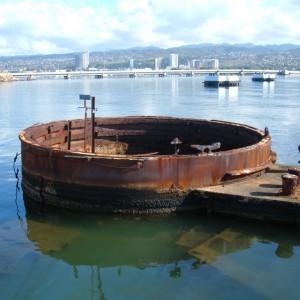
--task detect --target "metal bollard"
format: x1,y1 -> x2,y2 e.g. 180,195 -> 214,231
281,173 -> 298,198
288,167 -> 300,185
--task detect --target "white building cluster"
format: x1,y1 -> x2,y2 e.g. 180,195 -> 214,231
153,54 -> 219,70
189,59 -> 219,69
203,59 -> 219,69
75,49 -> 219,71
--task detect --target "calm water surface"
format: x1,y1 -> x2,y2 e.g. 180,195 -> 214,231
1,75 -> 300,299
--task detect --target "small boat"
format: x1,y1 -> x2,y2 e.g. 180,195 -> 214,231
204,73 -> 240,87
27,75 -> 36,81
252,73 -> 276,82
278,70 -> 290,76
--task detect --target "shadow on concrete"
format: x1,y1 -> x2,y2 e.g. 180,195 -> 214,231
250,191 -> 280,197
259,183 -> 282,189
267,169 -> 286,174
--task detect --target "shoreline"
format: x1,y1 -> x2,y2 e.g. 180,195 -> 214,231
0,73 -> 18,82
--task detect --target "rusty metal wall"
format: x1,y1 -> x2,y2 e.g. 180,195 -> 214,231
19,117 -> 276,212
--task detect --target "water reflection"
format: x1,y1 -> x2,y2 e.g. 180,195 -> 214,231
262,81 -> 275,97
171,77 -> 179,105
2,194 -> 298,299
252,80 -> 275,98
23,195 -> 300,273
218,86 -> 239,101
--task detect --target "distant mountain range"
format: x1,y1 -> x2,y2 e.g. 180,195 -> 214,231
2,43 -> 300,58
174,43 -> 300,52
121,43 -> 300,54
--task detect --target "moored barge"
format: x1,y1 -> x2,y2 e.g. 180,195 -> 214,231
252,73 -> 276,82
204,73 -> 240,87
19,116 -> 276,213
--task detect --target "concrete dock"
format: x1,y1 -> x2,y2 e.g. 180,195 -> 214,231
194,164 -> 300,225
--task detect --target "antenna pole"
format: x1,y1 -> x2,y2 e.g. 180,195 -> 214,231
91,96 -> 95,153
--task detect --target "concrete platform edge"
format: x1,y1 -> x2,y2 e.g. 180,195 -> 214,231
193,164 -> 300,225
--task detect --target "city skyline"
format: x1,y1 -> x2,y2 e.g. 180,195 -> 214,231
0,0 -> 299,56
1,43 -> 300,73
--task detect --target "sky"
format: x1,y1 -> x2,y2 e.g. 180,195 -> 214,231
0,0 -> 299,56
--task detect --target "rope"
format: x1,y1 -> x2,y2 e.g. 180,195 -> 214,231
13,148 -> 30,179
12,157 -> 26,233
13,152 -> 20,179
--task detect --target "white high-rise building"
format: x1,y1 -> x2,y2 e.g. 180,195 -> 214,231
75,50 -> 89,70
154,57 -> 163,70
129,59 -> 134,69
169,53 -> 178,69
191,59 -> 201,69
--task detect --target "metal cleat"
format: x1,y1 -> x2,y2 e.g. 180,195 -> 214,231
191,142 -> 221,155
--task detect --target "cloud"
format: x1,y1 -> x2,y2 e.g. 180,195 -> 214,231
0,0 -> 299,56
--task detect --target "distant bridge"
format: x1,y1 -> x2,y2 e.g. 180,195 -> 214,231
11,69 -> 300,79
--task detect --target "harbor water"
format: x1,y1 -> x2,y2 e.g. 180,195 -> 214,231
1,75 -> 300,299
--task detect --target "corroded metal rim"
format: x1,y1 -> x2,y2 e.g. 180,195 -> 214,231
19,116 -> 276,213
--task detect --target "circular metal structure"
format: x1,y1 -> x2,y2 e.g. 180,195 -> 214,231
19,116 -> 276,213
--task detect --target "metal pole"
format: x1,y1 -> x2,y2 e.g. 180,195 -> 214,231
68,120 -> 72,150
84,100 -> 87,152
91,96 -> 95,153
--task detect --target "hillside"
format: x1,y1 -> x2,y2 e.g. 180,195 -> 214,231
0,43 -> 300,72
